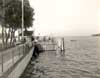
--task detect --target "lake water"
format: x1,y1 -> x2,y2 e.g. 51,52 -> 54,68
20,36 -> 100,78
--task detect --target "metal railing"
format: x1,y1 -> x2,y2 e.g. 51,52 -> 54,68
0,41 -> 33,76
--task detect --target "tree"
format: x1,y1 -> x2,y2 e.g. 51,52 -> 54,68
24,5 -> 34,30
4,0 -> 34,44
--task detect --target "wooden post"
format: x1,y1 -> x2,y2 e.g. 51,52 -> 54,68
63,38 -> 65,51
62,37 -> 65,55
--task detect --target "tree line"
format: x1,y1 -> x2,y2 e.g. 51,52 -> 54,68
0,0 -> 34,47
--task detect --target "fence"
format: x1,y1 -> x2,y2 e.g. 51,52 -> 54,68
0,41 -> 33,76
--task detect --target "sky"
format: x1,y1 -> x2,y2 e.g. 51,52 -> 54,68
29,0 -> 99,36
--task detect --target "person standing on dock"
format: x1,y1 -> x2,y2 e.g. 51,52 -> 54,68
32,40 -> 39,58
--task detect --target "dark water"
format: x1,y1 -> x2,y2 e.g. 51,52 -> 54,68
21,36 -> 100,78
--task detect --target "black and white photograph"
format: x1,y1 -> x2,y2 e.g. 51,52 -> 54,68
0,0 -> 100,78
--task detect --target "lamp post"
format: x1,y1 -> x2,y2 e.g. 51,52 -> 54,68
1,0 -> 5,73
22,0 -> 24,37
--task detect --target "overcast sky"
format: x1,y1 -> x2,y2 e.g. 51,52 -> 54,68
29,0 -> 100,36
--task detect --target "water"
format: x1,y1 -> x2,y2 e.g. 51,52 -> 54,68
21,36 -> 100,78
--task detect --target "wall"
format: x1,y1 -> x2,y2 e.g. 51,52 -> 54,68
7,48 -> 33,78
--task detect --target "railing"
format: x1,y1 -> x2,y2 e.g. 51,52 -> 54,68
0,41 -> 33,76
0,43 -> 17,51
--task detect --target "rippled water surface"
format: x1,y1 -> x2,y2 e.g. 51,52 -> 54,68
21,36 -> 100,78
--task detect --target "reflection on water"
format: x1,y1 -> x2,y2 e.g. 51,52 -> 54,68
20,36 -> 100,78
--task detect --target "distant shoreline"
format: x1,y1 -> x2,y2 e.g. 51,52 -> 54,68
92,33 -> 100,37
